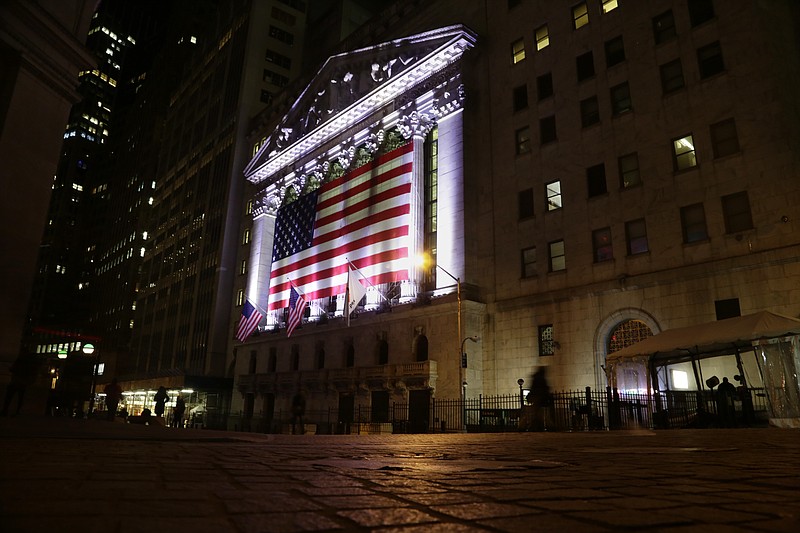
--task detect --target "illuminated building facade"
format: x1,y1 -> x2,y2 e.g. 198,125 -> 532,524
232,0 -> 800,429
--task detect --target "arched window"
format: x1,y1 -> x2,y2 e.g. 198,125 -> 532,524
415,335 -> 429,362
607,319 -> 654,393
607,319 -> 653,354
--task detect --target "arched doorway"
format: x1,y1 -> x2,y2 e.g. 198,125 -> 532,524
595,309 -> 659,391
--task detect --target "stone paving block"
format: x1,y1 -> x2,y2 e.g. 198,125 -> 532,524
337,507 -> 441,527
232,511 -> 345,532
478,513 -> 609,532
431,501 -> 538,520
316,494 -> 408,510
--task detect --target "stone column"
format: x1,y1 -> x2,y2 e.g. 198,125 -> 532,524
248,192 -> 279,326
397,110 -> 434,303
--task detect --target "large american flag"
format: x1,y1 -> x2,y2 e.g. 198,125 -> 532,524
267,141 -> 413,311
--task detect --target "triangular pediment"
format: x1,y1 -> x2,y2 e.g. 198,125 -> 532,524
245,24 -> 476,183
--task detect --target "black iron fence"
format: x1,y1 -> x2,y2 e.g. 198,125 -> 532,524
225,386 -> 770,434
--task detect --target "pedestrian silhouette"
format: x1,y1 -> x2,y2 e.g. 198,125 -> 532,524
172,395 -> 186,428
154,386 -> 169,417
103,378 -> 123,421
527,367 -> 552,431
716,377 -> 737,427
1,351 -> 40,416
291,392 -> 306,434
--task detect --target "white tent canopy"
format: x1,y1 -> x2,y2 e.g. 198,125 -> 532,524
608,311 -> 800,365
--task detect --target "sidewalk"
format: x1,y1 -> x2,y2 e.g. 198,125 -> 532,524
1,415 -> 798,532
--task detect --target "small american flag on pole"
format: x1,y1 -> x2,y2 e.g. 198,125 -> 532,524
267,141 -> 413,311
235,300 -> 263,342
286,284 -> 307,337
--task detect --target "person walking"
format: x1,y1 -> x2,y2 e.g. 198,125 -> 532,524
103,378 -> 123,421
716,377 -> 737,427
527,367 -> 552,432
291,392 -> 306,435
171,395 -> 186,428
154,386 -> 169,418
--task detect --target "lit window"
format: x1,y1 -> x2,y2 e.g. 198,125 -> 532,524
535,25 -> 549,50
242,228 -> 251,245
549,240 -> 566,272
240,259 -> 247,275
673,134 -> 697,171
546,181 -> 562,211
511,38 -> 526,64
236,289 -> 245,306
573,2 -> 589,29
602,0 -> 619,13
140,247 -> 146,257
538,325 -> 555,355
246,199 -> 254,215
592,227 -> 613,262
671,369 -> 689,390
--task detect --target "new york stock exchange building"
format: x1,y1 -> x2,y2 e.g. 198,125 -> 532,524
230,10 -> 800,433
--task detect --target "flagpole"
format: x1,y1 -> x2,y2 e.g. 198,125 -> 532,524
346,258 -> 391,304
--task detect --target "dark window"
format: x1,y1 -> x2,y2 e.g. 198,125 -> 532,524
653,10 -> 676,44
513,84 -> 528,111
592,227 -> 613,262
688,0 -> 715,27
315,346 -> 325,369
265,49 -> 292,69
576,51 -> 595,81
291,345 -> 299,370
263,69 -> 289,87
378,340 -> 389,365
660,59 -> 685,94
698,41 -> 724,78
715,298 -> 741,320
516,126 -> 531,155
538,325 -> 555,356
605,35 -> 625,67
549,240 -> 566,271
248,351 -> 257,373
346,345 -> 355,367
268,25 -> 294,45
268,348 -> 277,372
610,82 -> 632,115
415,336 -> 428,362
710,118 -> 740,158
625,219 -> 649,255
722,191 -> 753,233
522,246 -> 536,278
580,96 -> 600,128
537,72 -> 553,100
260,89 -> 273,104
681,203 -> 708,243
540,115 -> 557,144
619,152 -> 641,188
518,188 -> 534,219
587,163 -> 607,197
271,7 -> 296,25
508,0 -> 522,8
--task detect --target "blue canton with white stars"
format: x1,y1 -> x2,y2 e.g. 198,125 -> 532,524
272,191 -> 319,262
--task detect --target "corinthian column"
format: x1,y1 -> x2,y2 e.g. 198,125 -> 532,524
397,110 -> 434,303
248,192 -> 279,325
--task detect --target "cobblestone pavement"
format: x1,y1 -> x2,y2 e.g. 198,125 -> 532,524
1,416 -> 798,532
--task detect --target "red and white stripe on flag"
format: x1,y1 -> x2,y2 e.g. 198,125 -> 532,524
267,141 -> 413,311
286,285 -> 307,337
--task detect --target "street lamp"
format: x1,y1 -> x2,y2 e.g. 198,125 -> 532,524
518,378 -> 525,407
83,343 -> 99,416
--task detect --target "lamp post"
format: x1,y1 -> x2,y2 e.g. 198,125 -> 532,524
518,378 -> 525,407
83,343 -> 99,416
